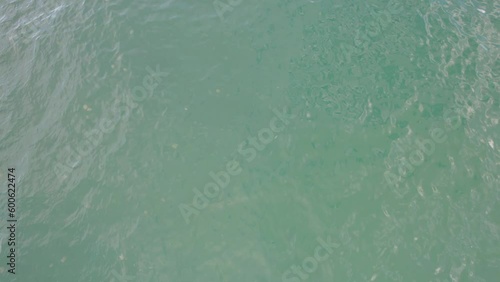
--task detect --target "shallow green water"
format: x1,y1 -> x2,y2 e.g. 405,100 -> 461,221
0,0 -> 499,281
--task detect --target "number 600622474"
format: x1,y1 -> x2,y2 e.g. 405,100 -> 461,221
7,168 -> 16,214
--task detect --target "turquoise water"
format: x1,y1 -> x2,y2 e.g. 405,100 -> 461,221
0,0 -> 499,281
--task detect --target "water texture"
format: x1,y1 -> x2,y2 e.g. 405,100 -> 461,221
0,0 -> 499,281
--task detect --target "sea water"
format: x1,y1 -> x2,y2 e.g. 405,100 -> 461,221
0,0 -> 499,281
